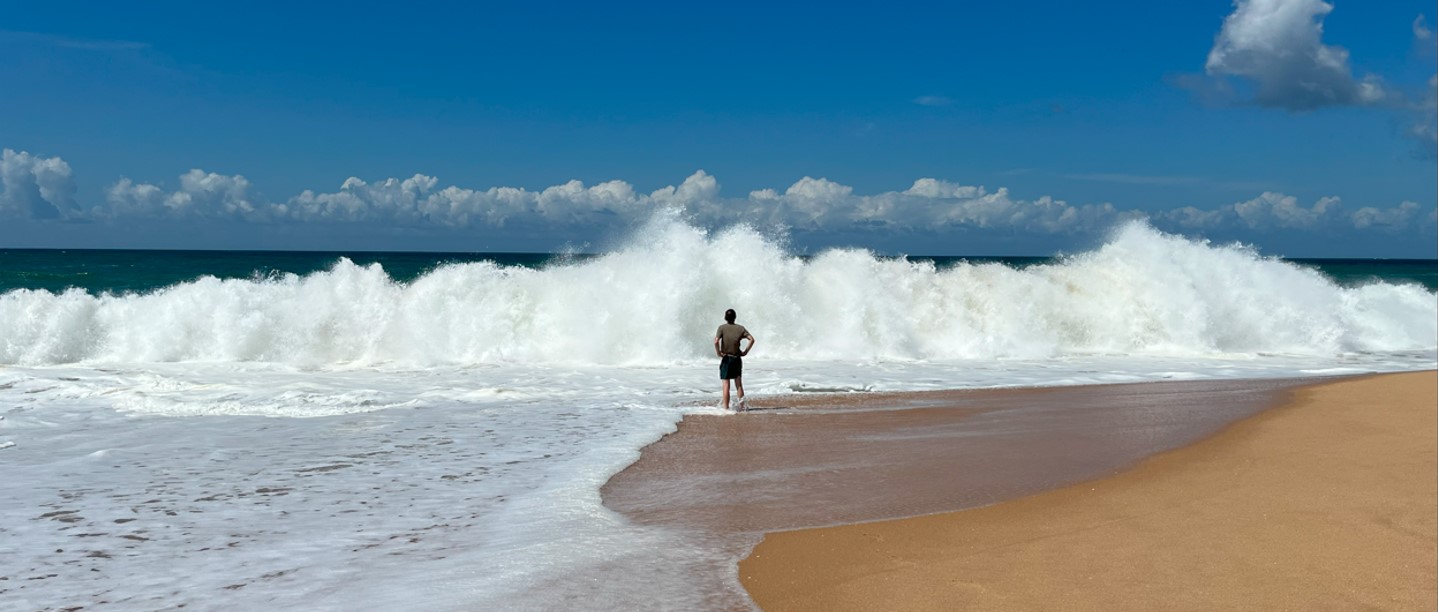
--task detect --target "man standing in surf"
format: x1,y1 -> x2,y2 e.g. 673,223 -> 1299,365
714,308 -> 756,411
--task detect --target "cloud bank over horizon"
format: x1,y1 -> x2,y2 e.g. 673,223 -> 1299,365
2,147 -> 1434,254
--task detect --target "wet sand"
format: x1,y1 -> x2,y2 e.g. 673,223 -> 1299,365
604,379 -> 1311,534
738,371 -> 1437,611
602,376 -> 1346,609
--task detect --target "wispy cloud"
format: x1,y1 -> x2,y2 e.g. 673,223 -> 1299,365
1411,74 -> 1438,157
912,95 -> 952,107
0,29 -> 149,52
1415,15 -> 1433,41
1065,173 -> 1204,186
1064,172 -> 1275,193
1160,192 -> 1432,233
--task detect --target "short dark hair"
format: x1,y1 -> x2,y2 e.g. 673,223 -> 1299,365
724,309 -> 736,323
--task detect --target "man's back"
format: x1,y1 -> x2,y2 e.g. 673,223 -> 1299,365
716,323 -> 749,355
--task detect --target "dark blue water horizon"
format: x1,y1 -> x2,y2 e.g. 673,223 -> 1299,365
2,248 -> 1434,296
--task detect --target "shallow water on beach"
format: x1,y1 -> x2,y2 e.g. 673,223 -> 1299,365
3,359 -> 1434,610
605,378 -> 1315,535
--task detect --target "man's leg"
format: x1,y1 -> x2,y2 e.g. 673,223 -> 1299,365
735,377 -> 745,410
721,378 -> 731,410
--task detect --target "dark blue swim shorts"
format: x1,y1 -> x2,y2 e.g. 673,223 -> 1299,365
719,354 -> 743,380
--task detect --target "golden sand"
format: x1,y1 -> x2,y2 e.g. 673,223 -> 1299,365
739,372 -> 1438,611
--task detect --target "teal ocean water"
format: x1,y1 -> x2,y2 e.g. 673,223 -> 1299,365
2,248 -> 1434,295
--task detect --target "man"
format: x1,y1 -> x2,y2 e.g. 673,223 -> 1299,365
714,308 -> 756,411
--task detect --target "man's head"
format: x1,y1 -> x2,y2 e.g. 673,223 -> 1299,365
724,309 -> 736,324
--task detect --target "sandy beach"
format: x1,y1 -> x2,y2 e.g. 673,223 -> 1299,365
737,371 -> 1437,611
605,378 -> 1312,534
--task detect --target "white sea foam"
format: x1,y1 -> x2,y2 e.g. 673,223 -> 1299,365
1,219 -> 1434,367
1,219 -> 1433,610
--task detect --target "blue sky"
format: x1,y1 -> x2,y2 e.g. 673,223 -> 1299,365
1,0 -> 1435,256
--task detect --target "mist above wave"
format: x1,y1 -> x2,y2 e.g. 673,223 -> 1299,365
1,219 -> 1433,366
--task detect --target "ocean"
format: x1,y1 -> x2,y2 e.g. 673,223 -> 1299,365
2,219 -> 1435,610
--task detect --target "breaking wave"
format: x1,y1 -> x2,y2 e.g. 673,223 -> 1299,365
2,219 -> 1434,366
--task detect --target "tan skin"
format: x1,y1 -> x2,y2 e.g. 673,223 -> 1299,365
715,326 -> 755,411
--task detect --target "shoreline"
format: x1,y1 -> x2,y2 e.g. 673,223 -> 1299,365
737,371 -> 1437,611
604,376 -> 1319,533
600,372 -> 1428,609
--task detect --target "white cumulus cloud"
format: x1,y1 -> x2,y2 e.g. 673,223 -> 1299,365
284,174 -> 438,224
0,148 -> 76,219
265,171 -> 1129,235
91,169 -> 1438,237
4,147 -> 1431,239
286,172 -> 681,228
731,179 -> 1125,234
1205,0 -> 1387,110
104,170 -> 259,220
1233,192 -> 1343,228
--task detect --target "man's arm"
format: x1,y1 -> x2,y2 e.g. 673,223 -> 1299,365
741,332 -> 756,356
714,336 -> 723,358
